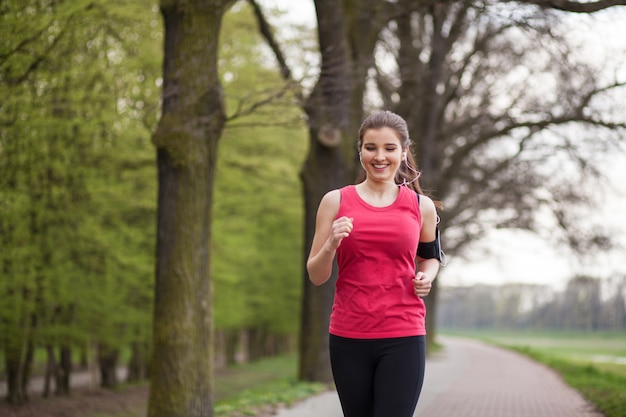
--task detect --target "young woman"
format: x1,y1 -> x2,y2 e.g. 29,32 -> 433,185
307,111 -> 442,417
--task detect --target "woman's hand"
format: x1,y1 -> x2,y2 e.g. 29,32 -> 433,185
413,271 -> 433,297
307,190 -> 346,286
326,216 -> 353,250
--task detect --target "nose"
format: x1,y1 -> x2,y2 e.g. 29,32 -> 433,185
373,150 -> 385,161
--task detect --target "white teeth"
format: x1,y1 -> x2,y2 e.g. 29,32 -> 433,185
374,164 -> 387,168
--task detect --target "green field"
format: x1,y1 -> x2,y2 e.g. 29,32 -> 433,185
441,329 -> 626,417
442,329 -> 626,375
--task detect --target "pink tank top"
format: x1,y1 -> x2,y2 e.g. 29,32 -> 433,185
330,185 -> 426,339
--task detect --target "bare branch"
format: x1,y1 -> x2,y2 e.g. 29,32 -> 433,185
518,0 -> 626,13
0,25 -> 48,62
225,81 -> 295,121
2,25 -> 68,85
246,0 -> 304,104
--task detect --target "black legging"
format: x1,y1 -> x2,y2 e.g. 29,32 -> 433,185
329,334 -> 426,417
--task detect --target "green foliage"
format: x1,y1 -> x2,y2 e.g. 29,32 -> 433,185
212,2 -> 307,335
0,0 -> 161,371
1,0 -> 307,384
213,122 -> 306,334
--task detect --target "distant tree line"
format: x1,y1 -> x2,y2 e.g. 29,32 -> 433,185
438,275 -> 626,330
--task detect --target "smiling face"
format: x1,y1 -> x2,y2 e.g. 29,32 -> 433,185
360,127 -> 405,183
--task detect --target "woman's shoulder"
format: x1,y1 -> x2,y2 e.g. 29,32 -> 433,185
417,193 -> 437,224
322,188 -> 341,202
417,193 -> 435,209
318,188 -> 342,214
322,185 -> 354,202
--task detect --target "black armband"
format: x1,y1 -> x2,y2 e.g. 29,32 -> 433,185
417,227 -> 446,265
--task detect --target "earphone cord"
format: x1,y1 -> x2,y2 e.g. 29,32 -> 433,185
399,161 -> 421,187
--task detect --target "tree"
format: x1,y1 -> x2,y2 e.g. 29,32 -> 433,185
521,0 -> 626,13
250,0 -> 415,383
562,275 -> 602,329
3,0 -> 305,406
147,0 -> 236,416
374,0 -> 626,345
212,4 -> 307,366
1,0 -> 160,402
252,0 -> 626,382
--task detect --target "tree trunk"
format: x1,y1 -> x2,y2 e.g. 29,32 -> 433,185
98,345 -> 119,389
127,341 -> 149,382
147,1 -> 235,416
55,345 -> 71,396
247,326 -> 267,361
224,329 -> 239,366
43,345 -> 57,397
297,16 -> 354,383
4,331 -> 32,404
394,1 -> 453,352
298,0 -> 386,383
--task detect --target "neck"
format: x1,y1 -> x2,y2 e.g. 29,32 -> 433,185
361,179 -> 397,194
357,180 -> 400,207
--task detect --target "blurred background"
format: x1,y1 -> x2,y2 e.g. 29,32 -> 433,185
1,0 -> 625,414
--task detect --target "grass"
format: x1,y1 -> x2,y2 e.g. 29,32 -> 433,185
215,379 -> 326,417
510,346 -> 626,417
110,353 -> 326,417
213,354 -> 327,416
442,329 -> 626,417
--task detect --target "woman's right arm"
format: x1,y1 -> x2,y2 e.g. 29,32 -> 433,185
306,190 -> 352,286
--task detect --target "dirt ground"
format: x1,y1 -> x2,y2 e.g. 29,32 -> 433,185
0,385 -> 149,417
0,385 -> 279,417
0,364 -> 286,417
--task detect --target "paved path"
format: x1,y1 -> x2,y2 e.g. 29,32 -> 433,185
273,336 -> 602,417
0,367 -> 127,397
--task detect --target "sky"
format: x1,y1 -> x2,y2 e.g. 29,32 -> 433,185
258,0 -> 316,25
257,1 -> 626,290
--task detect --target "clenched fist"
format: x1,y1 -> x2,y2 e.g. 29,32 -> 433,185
328,216 -> 354,250
413,272 -> 432,297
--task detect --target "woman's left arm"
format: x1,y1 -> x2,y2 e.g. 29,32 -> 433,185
413,195 -> 440,297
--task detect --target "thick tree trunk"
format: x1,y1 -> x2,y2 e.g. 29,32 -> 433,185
297,0 -> 384,383
297,37 -> 355,387
148,1 -> 234,416
249,0 -> 405,382
394,1 -> 452,352
298,119 -> 348,383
